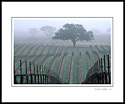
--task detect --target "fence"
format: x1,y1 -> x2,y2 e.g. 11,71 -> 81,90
14,60 -> 62,84
82,55 -> 111,84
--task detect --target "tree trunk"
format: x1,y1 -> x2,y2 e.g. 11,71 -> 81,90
72,40 -> 76,47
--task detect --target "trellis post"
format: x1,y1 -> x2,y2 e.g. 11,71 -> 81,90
37,65 -> 39,84
101,58 -> 104,84
20,60 -> 23,84
29,61 -> 33,84
25,61 -> 28,84
104,55 -> 107,84
33,62 -> 36,84
107,55 -> 111,84
14,60 -> 17,84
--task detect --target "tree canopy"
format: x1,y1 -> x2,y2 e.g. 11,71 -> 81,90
40,26 -> 56,38
52,23 -> 94,47
29,28 -> 38,37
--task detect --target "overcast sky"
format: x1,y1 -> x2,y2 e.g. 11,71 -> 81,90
14,18 -> 111,34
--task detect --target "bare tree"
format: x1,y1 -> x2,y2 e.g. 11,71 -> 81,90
40,26 -> 56,38
29,28 -> 38,37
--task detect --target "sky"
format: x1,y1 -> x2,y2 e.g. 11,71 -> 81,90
14,18 -> 112,34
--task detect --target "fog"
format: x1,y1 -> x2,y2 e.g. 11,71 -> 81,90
14,18 -> 111,46
14,18 -> 111,37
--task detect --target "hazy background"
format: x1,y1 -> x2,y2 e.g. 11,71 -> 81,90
14,18 -> 111,38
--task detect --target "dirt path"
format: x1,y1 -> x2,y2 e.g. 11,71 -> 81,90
54,46 -> 58,56
59,56 -> 66,78
35,45 -> 43,55
20,46 -> 31,57
14,46 -> 22,56
59,48 -> 69,79
49,47 -> 64,75
69,49 -> 75,84
34,45 -> 47,64
27,46 -> 36,56
95,46 -> 106,55
100,45 -> 109,55
14,45 -> 22,55
15,46 -> 26,56
78,48 -> 83,83
48,47 -> 59,74
84,48 -> 92,69
49,57 -> 57,75
90,46 -> 99,61
40,46 -> 53,69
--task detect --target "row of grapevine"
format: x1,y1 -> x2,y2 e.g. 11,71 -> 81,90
14,44 -> 111,84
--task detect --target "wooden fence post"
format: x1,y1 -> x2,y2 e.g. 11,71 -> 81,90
98,59 -> 100,71
41,66 -> 42,83
29,61 -> 33,84
37,65 -> 39,84
42,75 -> 43,84
96,61 -> 99,84
104,55 -> 107,84
14,60 -> 17,84
46,75 -> 48,84
107,55 -> 111,84
42,66 -> 44,73
45,75 -> 47,84
39,66 -> 40,83
25,61 -> 28,84
40,66 -> 41,74
44,75 -> 45,84
99,59 -> 101,83
20,60 -> 23,84
33,62 -> 36,84
30,61 -> 31,74
101,58 -> 104,84
14,70 -> 16,84
42,74 -> 43,84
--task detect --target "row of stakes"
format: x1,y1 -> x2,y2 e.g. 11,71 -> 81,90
85,55 -> 111,84
14,60 -> 49,84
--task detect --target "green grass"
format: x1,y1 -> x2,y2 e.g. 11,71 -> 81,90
42,45 -> 51,56
14,44 -> 111,84
92,46 -> 104,59
29,45 -> 39,56
73,48 -> 79,84
43,56 -> 54,74
81,48 -> 89,81
56,47 -> 62,54
49,46 -> 56,55
61,48 -> 72,83
52,55 -> 63,74
14,45 -> 21,54
21,46 -> 33,56
35,46 -> 44,56
16,45 -> 29,56
63,47 -> 68,54
87,47 -> 96,66
15,46 -> 25,56
37,56 -> 46,66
